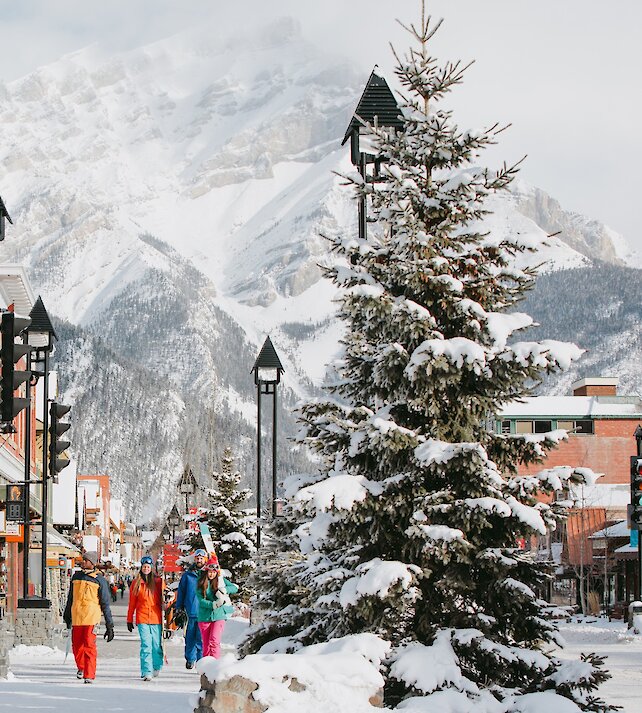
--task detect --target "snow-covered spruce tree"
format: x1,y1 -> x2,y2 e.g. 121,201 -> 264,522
186,447 -> 255,590
242,7 -> 615,713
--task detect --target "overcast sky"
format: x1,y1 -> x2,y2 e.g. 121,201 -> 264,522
0,0 -> 640,252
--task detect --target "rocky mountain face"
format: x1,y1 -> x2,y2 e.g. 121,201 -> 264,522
0,18 -> 638,520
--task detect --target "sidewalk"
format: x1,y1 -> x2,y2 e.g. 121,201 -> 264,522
1,587 -> 249,712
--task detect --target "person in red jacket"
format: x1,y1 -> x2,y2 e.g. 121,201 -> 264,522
127,555 -> 164,681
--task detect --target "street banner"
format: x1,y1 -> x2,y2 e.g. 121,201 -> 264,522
188,507 -> 199,532
163,544 -> 182,573
199,522 -> 216,555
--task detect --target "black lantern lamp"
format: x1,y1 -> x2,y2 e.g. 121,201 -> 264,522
178,465 -> 197,514
161,524 -> 172,543
251,336 -> 285,547
341,68 -> 403,241
21,296 -> 57,605
167,503 -> 181,541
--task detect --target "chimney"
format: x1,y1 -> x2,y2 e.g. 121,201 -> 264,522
571,377 -> 618,397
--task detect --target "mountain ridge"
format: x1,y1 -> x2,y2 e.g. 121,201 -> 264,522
0,19 -> 638,518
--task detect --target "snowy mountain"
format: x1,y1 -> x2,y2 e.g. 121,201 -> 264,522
0,18 -> 638,518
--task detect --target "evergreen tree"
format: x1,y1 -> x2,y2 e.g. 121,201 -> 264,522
243,6 -> 615,712
186,448 -> 256,590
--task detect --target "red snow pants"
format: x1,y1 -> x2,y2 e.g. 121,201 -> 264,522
72,625 -> 97,679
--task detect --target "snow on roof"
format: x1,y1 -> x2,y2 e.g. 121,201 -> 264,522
79,482 -> 99,508
588,520 -> 630,539
31,526 -> 79,552
499,396 -> 642,418
567,483 -> 630,509
615,543 -> 637,554
110,497 -> 123,525
82,534 -> 99,551
52,458 -> 77,526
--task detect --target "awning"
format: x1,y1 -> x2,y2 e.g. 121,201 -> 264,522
30,526 -> 80,555
614,543 -> 638,560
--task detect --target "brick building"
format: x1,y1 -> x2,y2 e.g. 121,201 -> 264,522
0,266 -> 39,623
497,377 -> 642,612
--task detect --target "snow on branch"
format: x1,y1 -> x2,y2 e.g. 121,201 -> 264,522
501,340 -> 584,370
415,439 -> 488,466
389,631 -> 478,695
294,473 -> 383,514
339,558 -> 420,609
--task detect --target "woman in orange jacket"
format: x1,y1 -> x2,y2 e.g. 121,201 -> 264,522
127,555 -> 164,681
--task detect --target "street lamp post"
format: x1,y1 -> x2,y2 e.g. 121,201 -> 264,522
161,524 -> 171,543
26,297 -> 57,602
341,69 -> 403,241
178,466 -> 197,516
167,504 -> 181,543
251,336 -> 284,548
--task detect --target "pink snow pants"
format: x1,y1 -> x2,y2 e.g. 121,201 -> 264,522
198,620 -> 226,659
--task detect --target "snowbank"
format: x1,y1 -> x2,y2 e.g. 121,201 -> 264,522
197,633 -> 388,712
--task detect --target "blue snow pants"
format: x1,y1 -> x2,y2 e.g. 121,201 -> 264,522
185,617 -> 203,663
137,624 -> 163,677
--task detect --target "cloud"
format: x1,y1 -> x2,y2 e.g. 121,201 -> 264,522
0,0 -> 639,250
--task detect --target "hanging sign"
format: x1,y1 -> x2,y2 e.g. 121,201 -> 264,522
188,507 -> 199,532
163,544 -> 182,573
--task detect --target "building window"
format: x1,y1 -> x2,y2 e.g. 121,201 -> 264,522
534,420 -> 553,434
557,419 -> 594,435
515,421 -> 534,434
500,420 -> 511,434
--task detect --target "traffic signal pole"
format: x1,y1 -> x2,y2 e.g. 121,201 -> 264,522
40,350 -> 49,600
21,348 -> 32,601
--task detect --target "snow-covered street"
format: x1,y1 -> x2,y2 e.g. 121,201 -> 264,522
2,600 -> 641,712
555,619 -> 642,713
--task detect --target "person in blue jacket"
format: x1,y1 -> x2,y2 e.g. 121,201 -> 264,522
175,548 -> 207,668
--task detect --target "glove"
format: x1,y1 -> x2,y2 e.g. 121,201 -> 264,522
127,622 -> 134,633
104,625 -> 114,642
173,608 -> 188,629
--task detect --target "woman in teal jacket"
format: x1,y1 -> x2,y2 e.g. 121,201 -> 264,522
195,556 -> 238,659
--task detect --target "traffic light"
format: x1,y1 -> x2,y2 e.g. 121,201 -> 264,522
630,456 -> 642,530
0,311 -> 32,427
49,401 -> 71,479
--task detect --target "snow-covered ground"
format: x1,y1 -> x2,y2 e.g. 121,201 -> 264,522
555,617 -> 642,713
1,612 -> 640,712
0,596 -> 249,713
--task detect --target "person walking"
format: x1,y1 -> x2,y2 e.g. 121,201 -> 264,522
126,555 -> 165,681
63,551 -> 114,683
175,548 -> 207,668
195,556 -> 238,659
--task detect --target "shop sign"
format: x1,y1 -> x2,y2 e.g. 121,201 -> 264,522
188,507 -> 199,532
0,509 -> 21,537
163,544 -> 182,573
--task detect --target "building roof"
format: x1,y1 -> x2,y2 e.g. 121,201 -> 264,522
28,295 -> 57,341
251,336 -> 284,373
498,396 -> 642,419
588,519 -> 630,539
0,196 -> 12,224
341,69 -> 404,145
0,265 -> 35,316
